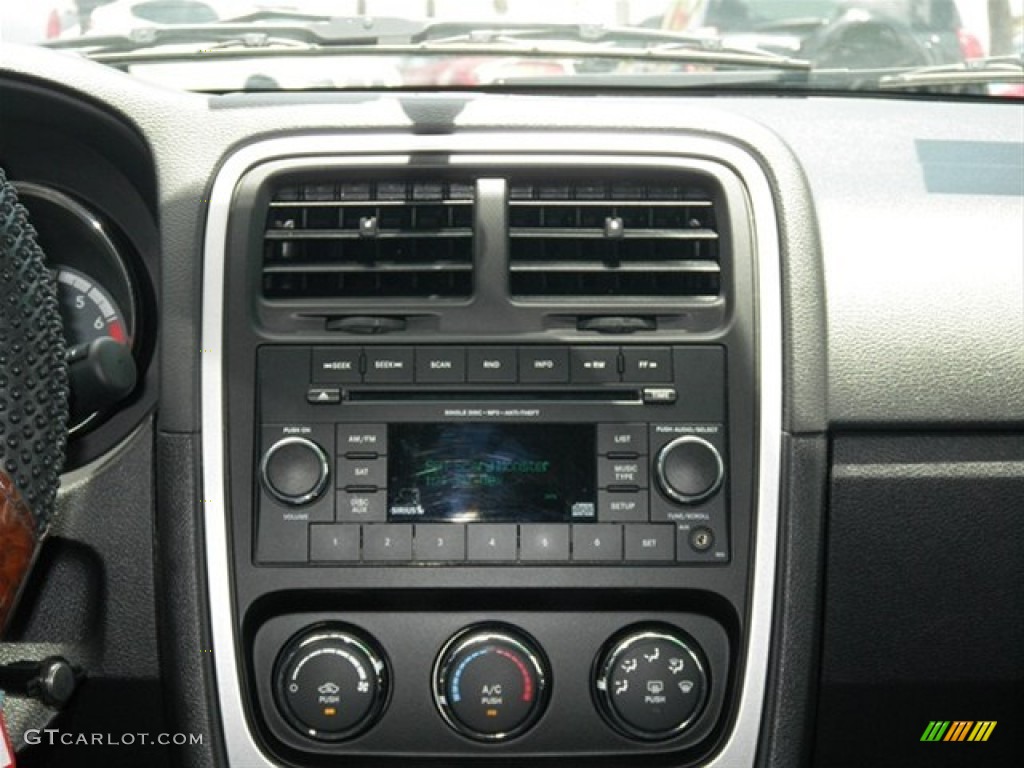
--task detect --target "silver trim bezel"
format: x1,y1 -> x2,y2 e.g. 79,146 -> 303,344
201,133 -> 783,767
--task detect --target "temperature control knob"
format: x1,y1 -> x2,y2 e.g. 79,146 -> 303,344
594,627 -> 708,741
260,437 -> 329,506
433,625 -> 549,742
655,436 -> 724,504
274,626 -> 389,741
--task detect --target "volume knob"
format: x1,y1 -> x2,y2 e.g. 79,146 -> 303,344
261,437 -> 330,506
655,436 -> 723,505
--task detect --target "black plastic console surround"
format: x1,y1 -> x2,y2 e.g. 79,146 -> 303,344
204,134 -> 779,766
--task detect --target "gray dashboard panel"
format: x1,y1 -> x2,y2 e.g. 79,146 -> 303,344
6,47 -> 1019,430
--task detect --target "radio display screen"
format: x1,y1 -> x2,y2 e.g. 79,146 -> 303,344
387,424 -> 596,523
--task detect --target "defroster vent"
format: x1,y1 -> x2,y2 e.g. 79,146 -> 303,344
508,180 -> 721,298
262,180 -> 474,299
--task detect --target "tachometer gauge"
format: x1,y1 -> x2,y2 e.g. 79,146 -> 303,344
14,182 -> 141,435
57,267 -> 131,348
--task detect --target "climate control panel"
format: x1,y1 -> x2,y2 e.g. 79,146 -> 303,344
251,608 -> 728,759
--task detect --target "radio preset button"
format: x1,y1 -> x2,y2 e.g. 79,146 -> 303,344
336,457 -> 387,489
414,525 -> 467,562
467,525 -> 518,561
572,525 -> 623,561
467,348 -> 517,383
624,525 -> 676,561
336,425 -> 387,456
518,347 -> 569,384
311,347 -> 362,383
519,525 -> 570,561
598,490 -> 649,523
309,524 -> 361,562
362,525 -> 413,561
415,347 -> 466,383
598,424 -> 648,456
336,492 -> 387,523
622,347 -> 673,383
598,457 -> 649,489
570,347 -> 621,384
363,348 -> 414,384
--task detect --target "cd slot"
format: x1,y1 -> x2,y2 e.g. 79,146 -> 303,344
345,388 -> 643,403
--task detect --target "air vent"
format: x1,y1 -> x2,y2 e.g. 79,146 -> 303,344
262,180 -> 474,299
508,180 -> 721,298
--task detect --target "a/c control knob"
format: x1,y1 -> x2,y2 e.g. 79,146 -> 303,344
594,627 -> 708,741
274,626 -> 389,741
261,436 -> 330,506
656,436 -> 724,505
433,625 -> 549,742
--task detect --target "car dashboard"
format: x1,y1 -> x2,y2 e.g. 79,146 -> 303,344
0,41 -> 1021,768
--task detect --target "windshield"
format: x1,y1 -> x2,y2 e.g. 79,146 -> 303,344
2,0 -> 1021,96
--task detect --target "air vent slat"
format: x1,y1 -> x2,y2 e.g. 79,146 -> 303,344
262,179 -> 473,299
508,179 -> 722,299
510,260 -> 719,273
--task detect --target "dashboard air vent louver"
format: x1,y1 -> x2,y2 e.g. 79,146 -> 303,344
508,180 -> 720,298
263,180 -> 474,299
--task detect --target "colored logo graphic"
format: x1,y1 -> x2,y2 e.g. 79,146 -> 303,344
921,721 -> 997,742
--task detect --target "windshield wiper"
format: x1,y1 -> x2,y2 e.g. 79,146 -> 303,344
877,55 -> 1024,90
44,16 -> 810,72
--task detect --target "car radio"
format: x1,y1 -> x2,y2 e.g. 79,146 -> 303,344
255,344 -> 730,566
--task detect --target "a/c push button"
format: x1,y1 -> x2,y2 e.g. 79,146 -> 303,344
433,626 -> 549,742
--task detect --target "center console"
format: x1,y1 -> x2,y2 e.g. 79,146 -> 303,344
203,133 -> 780,766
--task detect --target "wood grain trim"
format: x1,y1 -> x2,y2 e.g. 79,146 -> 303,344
0,470 -> 38,634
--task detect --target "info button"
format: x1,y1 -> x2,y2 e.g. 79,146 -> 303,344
518,347 -> 569,384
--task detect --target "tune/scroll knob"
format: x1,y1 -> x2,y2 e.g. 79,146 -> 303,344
260,437 -> 330,506
274,626 -> 389,741
655,436 -> 724,505
433,625 -> 549,742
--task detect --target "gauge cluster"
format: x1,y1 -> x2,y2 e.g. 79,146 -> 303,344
12,177 -> 157,468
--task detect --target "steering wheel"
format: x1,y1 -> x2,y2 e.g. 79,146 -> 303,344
0,167 -> 69,636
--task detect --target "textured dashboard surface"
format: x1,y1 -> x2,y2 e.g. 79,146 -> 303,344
2,40 -> 1023,768
5,45 -> 1021,431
